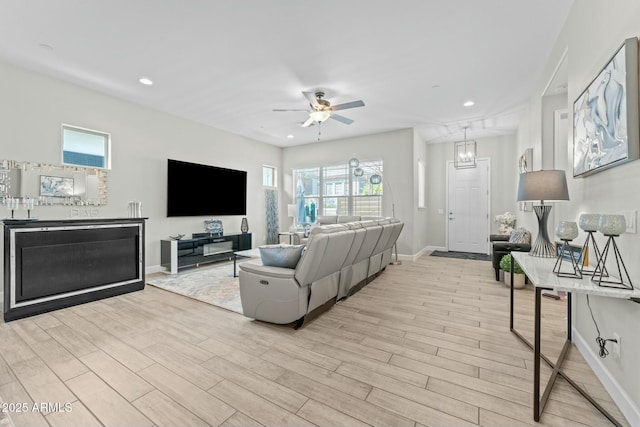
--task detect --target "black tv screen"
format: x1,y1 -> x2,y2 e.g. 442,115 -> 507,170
167,159 -> 247,217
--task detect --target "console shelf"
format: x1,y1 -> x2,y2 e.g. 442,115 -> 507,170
161,232 -> 251,274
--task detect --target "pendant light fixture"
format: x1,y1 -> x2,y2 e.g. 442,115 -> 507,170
454,126 -> 477,169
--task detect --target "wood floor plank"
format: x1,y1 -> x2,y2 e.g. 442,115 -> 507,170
79,350 -> 154,401
141,344 -> 222,390
10,358 -> 76,413
337,361 -> 478,423
367,387 -> 478,426
296,399 -> 371,427
202,356 -> 308,413
45,401 -> 102,427
220,411 -> 264,427
138,363 -> 235,426
260,349 -> 372,400
45,324 -> 99,357
276,370 -> 414,427
65,372 -> 153,427
133,389 -> 210,427
209,380 -> 314,427
0,381 -> 49,427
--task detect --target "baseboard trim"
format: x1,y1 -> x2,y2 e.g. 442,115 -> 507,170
397,246 -> 444,262
573,327 -> 640,426
145,264 -> 162,275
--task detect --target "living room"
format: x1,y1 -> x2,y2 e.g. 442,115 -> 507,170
1,1 -> 640,426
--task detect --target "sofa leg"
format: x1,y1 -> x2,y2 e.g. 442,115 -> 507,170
495,268 -> 500,281
293,316 -> 305,330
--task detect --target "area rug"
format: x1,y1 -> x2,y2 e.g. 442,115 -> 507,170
430,250 -> 491,261
147,260 -> 252,314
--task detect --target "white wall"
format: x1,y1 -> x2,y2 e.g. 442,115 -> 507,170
426,134 -> 519,247
517,0 -> 640,419
281,128 -> 426,256
0,61 -> 282,271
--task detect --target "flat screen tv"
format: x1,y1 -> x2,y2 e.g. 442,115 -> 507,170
167,159 -> 247,217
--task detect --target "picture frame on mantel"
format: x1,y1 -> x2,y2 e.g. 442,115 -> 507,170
573,37 -> 640,177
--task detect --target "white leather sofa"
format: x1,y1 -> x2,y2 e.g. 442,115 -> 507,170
238,218 -> 403,325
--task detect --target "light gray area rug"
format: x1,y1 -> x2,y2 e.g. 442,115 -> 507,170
147,260 -> 253,314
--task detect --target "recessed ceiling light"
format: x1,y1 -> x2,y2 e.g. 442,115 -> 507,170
287,134 -> 294,139
139,77 -> 153,86
463,100 -> 475,107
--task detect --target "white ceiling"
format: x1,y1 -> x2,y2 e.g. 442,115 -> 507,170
0,0 -> 573,147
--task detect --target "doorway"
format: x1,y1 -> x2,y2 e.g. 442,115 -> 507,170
446,159 -> 490,253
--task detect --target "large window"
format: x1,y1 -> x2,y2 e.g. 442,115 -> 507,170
263,165 -> 277,187
62,124 -> 110,169
293,160 -> 382,224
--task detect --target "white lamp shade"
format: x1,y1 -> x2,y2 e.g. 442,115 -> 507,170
310,110 -> 331,122
517,170 -> 569,202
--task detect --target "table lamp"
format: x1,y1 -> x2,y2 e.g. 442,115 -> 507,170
516,170 -> 570,257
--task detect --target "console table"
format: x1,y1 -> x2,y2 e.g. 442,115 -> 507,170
160,232 -> 251,274
510,252 -> 640,425
3,218 -> 146,321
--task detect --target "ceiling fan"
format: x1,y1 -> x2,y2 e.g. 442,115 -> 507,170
273,91 -> 365,127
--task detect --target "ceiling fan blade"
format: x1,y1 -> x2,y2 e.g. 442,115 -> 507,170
330,114 -> 354,125
330,100 -> 365,111
302,91 -> 321,109
272,109 -> 309,112
301,117 -> 315,127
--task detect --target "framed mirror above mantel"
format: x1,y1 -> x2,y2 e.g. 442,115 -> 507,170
0,159 -> 108,208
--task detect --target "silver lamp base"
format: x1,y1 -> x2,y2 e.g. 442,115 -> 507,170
529,204 -> 555,257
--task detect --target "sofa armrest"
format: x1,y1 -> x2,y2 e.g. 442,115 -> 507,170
239,261 -> 296,279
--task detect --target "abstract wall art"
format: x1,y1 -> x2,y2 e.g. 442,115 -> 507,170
573,37 -> 639,177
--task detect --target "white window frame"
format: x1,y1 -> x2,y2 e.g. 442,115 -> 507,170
62,124 -> 111,170
263,165 -> 277,188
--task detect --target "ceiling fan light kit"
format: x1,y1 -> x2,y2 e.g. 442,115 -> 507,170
274,90 -> 365,129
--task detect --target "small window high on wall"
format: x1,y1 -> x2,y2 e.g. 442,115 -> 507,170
62,125 -> 111,169
263,165 -> 277,187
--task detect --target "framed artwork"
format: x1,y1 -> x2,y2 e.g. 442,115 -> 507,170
40,175 -> 74,197
519,148 -> 533,173
573,37 -> 639,177
555,241 -> 588,266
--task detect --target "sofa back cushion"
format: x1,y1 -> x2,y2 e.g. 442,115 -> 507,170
337,216 -> 361,223
317,216 -> 338,225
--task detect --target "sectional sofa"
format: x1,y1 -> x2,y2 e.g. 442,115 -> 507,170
238,218 -> 403,326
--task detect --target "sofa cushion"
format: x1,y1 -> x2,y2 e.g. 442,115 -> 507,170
259,244 -> 305,269
317,216 -> 338,225
338,216 -> 361,223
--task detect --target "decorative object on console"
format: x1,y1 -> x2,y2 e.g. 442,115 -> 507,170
573,37 -> 640,177
287,204 -> 297,232
454,126 -> 477,169
593,214 -> 633,289
169,234 -> 185,240
241,217 -> 249,233
494,211 -> 516,234
516,170 -> 570,257
500,254 -> 525,289
204,219 -> 223,236
127,201 -> 142,218
553,221 -> 582,279
579,213 -> 607,276
258,244 -> 305,269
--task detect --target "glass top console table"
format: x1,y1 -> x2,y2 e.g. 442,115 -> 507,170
510,252 -> 640,426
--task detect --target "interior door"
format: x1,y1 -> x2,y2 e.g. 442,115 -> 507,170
447,159 -> 489,253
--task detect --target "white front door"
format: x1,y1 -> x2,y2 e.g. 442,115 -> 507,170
447,159 -> 489,253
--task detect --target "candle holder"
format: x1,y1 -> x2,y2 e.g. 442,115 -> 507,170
592,215 -> 633,290
553,221 -> 582,279
578,213 -> 608,277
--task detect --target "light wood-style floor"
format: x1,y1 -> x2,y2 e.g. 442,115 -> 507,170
0,254 -> 629,427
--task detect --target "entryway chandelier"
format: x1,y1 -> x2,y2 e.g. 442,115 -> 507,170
454,126 -> 477,169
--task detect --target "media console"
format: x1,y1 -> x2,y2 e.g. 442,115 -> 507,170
3,218 -> 146,321
160,232 -> 251,274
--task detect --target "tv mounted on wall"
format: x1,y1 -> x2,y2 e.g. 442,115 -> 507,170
167,159 -> 247,217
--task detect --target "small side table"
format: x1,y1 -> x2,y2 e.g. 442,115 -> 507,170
278,232 -> 296,245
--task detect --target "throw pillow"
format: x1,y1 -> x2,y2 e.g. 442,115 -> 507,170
509,227 -> 530,244
259,244 -> 305,269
